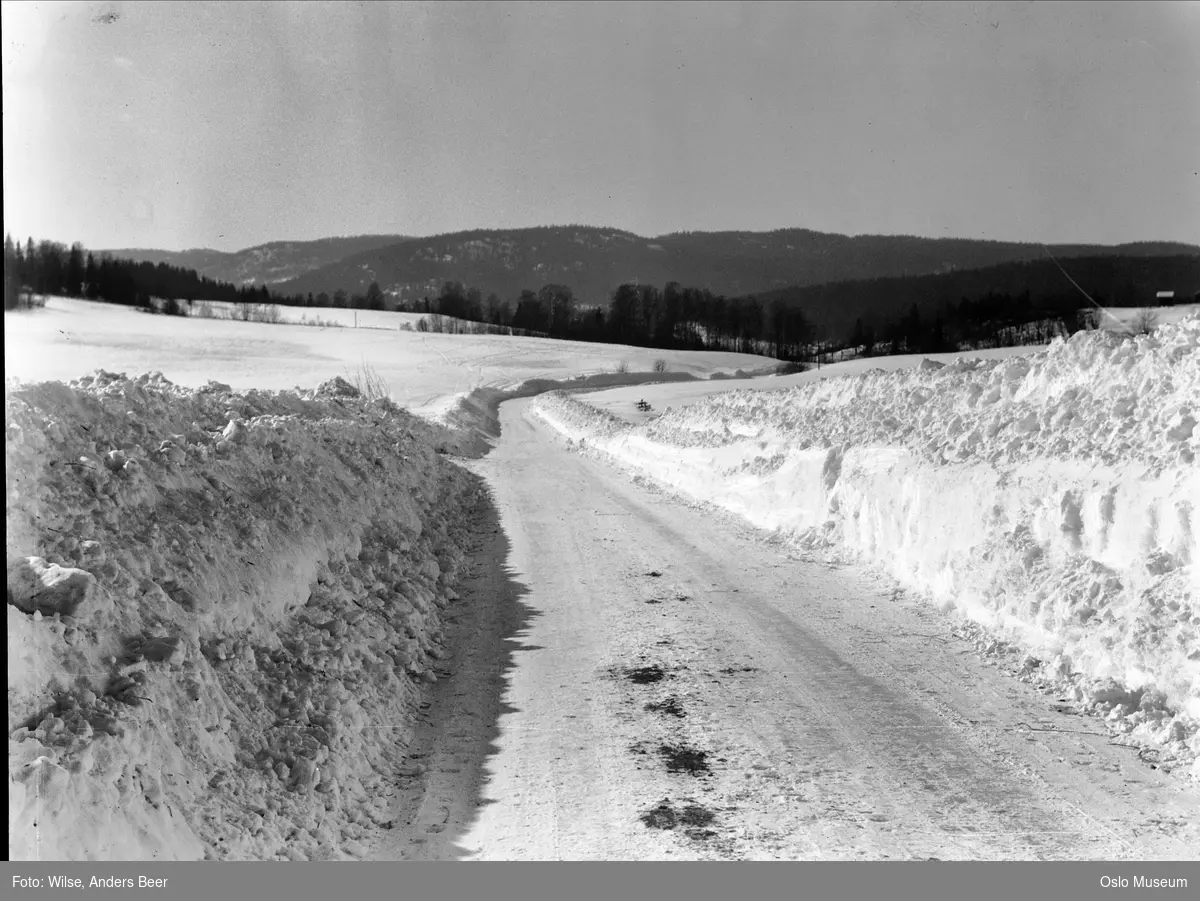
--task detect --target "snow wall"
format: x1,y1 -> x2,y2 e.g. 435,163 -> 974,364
7,373 -> 484,860
533,318 -> 1200,778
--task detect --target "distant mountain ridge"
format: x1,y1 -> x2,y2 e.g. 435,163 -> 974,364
270,226 -> 1197,305
100,234 -> 410,286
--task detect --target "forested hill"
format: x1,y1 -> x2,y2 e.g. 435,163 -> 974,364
748,252 -> 1200,342
100,234 -> 410,286
272,225 -> 1198,306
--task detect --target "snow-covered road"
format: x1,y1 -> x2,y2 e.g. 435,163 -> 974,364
370,397 -> 1200,861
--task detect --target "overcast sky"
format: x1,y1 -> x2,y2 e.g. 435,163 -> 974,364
3,1 -> 1197,251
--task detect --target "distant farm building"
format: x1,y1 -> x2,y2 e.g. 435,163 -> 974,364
1155,290 -> 1174,301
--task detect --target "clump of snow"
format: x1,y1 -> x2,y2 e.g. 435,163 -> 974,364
7,371 -> 485,859
534,317 -> 1200,779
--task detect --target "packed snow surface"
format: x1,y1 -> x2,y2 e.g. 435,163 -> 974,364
533,318 -> 1200,777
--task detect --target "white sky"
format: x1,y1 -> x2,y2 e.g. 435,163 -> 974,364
3,0 -> 1198,251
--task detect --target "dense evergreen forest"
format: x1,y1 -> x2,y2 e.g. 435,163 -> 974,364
752,253 -> 1200,353
3,235 -> 277,312
6,233 -> 1197,363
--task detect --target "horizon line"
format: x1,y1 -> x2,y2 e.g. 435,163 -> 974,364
8,224 -> 1199,256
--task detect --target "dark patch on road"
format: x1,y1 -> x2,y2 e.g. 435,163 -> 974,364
640,798 -> 718,840
641,800 -> 679,829
625,665 -> 666,684
645,696 -> 686,718
718,666 -> 758,675
660,743 -> 710,775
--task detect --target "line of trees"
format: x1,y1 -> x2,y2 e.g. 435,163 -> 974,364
0,232 -> 1097,363
4,234 -> 278,311
838,293 -> 1088,359
419,279 -> 814,359
9,232 -> 1194,366
759,253 -> 1199,356
423,270 -> 1193,364
835,286 -> 1186,359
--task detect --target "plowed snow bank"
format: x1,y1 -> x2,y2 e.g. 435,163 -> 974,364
7,372 -> 484,859
434,371 -> 702,456
533,318 -> 1200,779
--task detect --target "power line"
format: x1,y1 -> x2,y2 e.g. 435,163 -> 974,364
1040,245 -> 1124,328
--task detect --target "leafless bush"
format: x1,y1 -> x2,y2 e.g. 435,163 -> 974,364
7,290 -> 47,311
349,360 -> 390,401
1074,307 -> 1103,332
427,313 -> 449,333
415,316 -> 429,332
614,360 -> 629,374
232,302 -> 283,323
192,302 -> 225,319
254,303 -> 283,324
652,358 -> 669,373
777,360 -> 809,375
231,302 -> 280,323
1132,309 -> 1159,335
299,314 -> 341,328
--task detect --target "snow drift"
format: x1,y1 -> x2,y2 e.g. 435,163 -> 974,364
7,372 -> 486,859
533,318 -> 1200,778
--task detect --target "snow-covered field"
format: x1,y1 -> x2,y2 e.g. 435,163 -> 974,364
533,317 -> 1200,778
188,299 -> 488,333
3,297 -> 771,418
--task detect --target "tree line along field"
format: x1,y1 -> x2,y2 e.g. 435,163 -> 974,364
6,232 -> 1197,366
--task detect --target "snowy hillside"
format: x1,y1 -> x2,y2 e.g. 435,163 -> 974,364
7,373 -> 485,859
533,317 -> 1200,779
